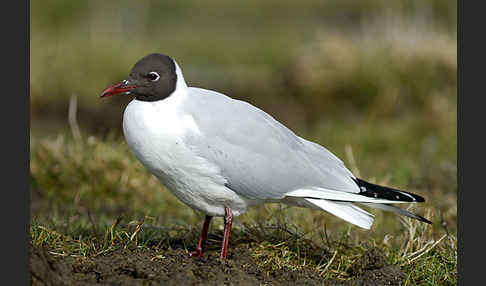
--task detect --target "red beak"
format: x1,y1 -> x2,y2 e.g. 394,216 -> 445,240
100,82 -> 137,98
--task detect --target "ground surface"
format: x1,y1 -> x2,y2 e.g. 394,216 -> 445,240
31,244 -> 406,286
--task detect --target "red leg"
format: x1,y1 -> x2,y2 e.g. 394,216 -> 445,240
220,207 -> 233,259
189,215 -> 212,258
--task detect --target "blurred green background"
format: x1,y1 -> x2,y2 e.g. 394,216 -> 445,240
31,0 -> 456,238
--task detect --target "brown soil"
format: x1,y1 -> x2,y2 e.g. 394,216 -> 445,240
30,245 -> 404,286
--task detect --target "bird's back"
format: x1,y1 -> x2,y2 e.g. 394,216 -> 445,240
181,87 -> 360,200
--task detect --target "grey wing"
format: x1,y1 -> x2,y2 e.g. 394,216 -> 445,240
183,88 -> 360,200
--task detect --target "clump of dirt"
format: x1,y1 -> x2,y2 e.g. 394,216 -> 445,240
30,245 -> 404,285
30,245 -> 72,286
344,248 -> 405,286
348,248 -> 387,276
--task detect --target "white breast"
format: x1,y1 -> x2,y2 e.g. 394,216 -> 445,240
122,92 -> 251,217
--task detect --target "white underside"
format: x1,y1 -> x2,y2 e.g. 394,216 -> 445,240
122,72 -> 258,217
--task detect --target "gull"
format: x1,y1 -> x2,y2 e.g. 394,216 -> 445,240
101,53 -> 430,259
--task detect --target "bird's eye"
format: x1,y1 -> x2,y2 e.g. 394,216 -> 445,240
146,72 -> 160,81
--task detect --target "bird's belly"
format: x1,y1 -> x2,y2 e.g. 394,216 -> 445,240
122,100 -> 251,216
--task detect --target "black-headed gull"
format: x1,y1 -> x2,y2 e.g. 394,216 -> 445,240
101,53 -> 430,259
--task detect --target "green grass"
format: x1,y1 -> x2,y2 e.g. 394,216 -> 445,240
31,0 -> 456,284
30,132 -> 456,284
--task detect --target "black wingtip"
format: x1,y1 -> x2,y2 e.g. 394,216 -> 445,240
414,195 -> 426,203
353,178 -> 426,203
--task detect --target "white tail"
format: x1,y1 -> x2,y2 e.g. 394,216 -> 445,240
303,198 -> 374,229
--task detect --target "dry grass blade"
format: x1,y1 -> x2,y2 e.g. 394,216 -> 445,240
407,234 -> 447,263
102,216 -> 123,251
49,251 -> 68,257
125,218 -> 145,249
319,250 -> 338,276
345,144 -> 360,178
68,94 -> 82,141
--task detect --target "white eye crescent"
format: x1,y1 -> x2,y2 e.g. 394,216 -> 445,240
147,71 -> 160,81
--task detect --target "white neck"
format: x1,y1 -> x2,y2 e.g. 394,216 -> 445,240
173,60 -> 188,92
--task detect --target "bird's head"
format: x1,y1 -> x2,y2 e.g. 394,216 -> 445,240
100,53 -> 178,101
